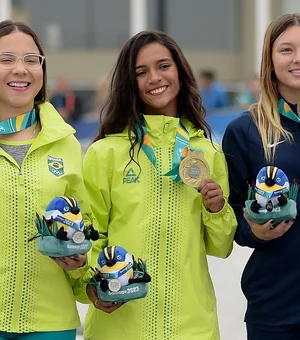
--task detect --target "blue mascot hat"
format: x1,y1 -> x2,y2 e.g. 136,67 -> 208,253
254,166 -> 289,200
45,196 -> 84,232
30,196 -> 99,257
245,166 -> 297,226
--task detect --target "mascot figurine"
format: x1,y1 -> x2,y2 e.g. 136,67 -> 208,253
98,246 -> 134,292
245,166 -> 298,226
45,196 -> 85,242
30,196 -> 99,257
89,246 -> 151,302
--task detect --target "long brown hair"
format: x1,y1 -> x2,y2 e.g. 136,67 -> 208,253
95,30 -> 212,164
0,20 -> 47,106
250,13 -> 300,162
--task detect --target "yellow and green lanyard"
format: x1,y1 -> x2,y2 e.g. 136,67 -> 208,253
278,98 -> 300,123
136,115 -> 191,182
0,109 -> 36,134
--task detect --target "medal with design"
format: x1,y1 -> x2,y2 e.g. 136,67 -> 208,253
72,231 -> 85,244
108,279 -> 122,292
179,150 -> 210,187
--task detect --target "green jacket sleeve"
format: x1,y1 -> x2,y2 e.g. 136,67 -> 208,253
83,145 -> 110,258
71,145 -> 110,303
62,140 -> 93,280
202,147 -> 237,258
71,272 -> 91,304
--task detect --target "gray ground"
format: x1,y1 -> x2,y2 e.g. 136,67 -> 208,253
208,244 -> 252,339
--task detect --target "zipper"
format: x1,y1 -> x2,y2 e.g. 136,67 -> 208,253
11,168 -> 25,330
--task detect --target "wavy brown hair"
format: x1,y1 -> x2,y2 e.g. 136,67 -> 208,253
94,30 -> 212,164
250,13 -> 300,162
0,20 -> 47,109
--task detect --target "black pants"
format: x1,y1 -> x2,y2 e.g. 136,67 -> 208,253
247,323 -> 300,340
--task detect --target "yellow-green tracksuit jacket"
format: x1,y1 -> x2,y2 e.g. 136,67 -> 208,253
80,114 -> 237,340
0,102 -> 90,333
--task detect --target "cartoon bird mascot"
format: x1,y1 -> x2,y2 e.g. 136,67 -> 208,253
251,166 -> 290,213
44,196 -> 85,242
245,166 -> 298,226
88,246 -> 151,302
30,196 -> 99,257
98,246 -> 134,292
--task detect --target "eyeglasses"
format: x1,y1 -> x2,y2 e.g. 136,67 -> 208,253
0,52 -> 45,70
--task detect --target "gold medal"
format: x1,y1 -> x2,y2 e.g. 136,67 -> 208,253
179,150 -> 210,188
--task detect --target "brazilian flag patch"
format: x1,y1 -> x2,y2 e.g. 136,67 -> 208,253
48,155 -> 64,177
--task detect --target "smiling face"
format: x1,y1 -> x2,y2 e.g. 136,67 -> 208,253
135,42 -> 180,117
0,31 -> 43,118
272,25 -> 300,102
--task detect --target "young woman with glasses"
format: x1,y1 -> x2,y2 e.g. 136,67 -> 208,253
0,20 -> 91,340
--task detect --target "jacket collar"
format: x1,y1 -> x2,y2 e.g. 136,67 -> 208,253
105,115 -> 205,140
35,102 -> 75,145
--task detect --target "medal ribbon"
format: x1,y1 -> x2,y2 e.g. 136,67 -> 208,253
254,186 -> 289,199
100,262 -> 133,279
54,215 -> 81,231
278,99 -> 300,123
137,115 -> 190,182
0,109 -> 36,134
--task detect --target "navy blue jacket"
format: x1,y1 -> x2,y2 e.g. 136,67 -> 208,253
223,106 -> 300,326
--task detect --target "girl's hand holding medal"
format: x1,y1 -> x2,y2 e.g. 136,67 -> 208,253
198,178 -> 225,213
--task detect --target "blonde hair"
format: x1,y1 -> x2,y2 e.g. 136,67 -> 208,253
250,13 -> 300,162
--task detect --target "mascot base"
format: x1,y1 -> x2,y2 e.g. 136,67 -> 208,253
245,199 -> 297,226
96,281 -> 149,302
38,236 -> 92,257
